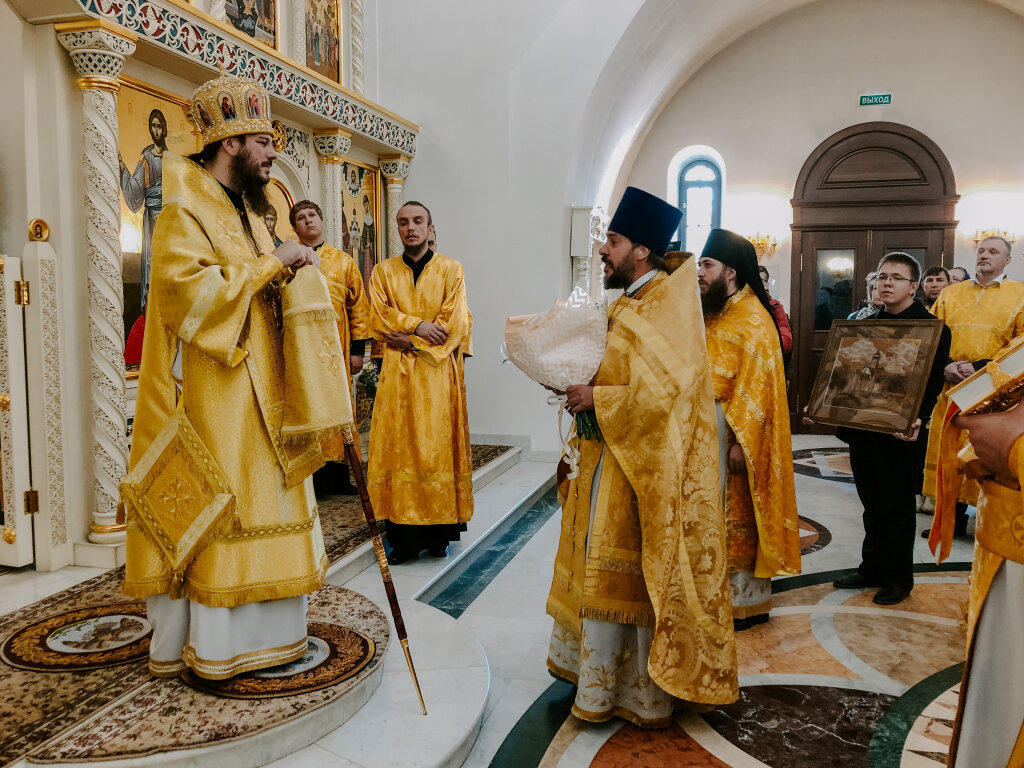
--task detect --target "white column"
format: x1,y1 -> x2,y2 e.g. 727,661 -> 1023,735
312,130 -> 352,246
291,0 -> 306,68
349,0 -> 366,94
379,155 -> 411,259
57,21 -> 137,545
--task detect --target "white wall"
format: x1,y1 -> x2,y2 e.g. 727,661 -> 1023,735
372,0 -> 645,454
625,0 -> 1024,311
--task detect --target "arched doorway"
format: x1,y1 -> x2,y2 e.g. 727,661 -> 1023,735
790,121 -> 958,430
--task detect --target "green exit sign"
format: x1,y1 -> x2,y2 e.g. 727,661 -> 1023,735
860,93 -> 892,106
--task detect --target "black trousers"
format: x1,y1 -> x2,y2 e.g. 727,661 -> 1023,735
847,433 -> 922,591
384,520 -> 465,556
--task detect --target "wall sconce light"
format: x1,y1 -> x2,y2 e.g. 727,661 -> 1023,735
971,228 -> 1016,247
748,232 -> 777,261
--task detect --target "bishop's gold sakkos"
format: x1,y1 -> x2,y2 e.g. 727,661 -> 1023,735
122,152 -> 333,607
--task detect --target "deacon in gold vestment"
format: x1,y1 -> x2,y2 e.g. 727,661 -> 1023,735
123,74 -> 335,680
923,237 -> 1024,535
698,229 -> 801,630
368,201 -> 473,563
933,404 -> 1024,767
548,187 -> 737,728
291,200 -> 371,490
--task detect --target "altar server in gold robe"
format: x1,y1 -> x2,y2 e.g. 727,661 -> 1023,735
547,187 -> 737,728
123,74 -> 338,679
368,201 -> 473,563
932,404 -> 1024,767
923,236 -> 1024,539
291,199 -> 371,495
699,228 -> 801,630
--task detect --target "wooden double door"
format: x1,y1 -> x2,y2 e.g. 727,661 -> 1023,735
794,228 -> 948,424
790,123 -> 959,430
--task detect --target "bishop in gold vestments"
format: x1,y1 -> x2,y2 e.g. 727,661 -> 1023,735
933,406 -> 1024,767
368,203 -> 473,561
123,74 -> 332,680
699,229 -> 801,627
923,267 -> 1024,518
547,187 -> 737,728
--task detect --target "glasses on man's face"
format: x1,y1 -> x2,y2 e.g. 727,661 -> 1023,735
876,273 -> 913,284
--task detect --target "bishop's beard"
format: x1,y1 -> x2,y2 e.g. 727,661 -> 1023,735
700,275 -> 731,316
230,145 -> 272,216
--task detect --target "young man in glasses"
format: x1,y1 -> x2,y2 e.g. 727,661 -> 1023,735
832,252 -> 951,605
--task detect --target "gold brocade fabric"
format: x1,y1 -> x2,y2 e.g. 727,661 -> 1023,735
279,265 -> 354,443
366,254 -> 473,525
946,437 -> 1024,765
704,286 -> 801,578
923,279 -> 1024,503
547,263 -> 739,706
317,243 -> 370,462
123,152 -> 327,608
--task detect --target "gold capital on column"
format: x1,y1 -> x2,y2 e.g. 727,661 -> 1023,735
313,130 -> 353,245
57,19 -> 137,547
380,155 -> 411,259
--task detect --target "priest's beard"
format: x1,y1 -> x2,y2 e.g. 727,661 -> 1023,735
700,274 -> 730,316
603,258 -> 635,290
230,146 -> 272,216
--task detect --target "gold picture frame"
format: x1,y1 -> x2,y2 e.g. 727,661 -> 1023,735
807,319 -> 944,435
305,0 -> 343,84
213,0 -> 280,50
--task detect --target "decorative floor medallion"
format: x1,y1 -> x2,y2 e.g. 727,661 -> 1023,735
793,447 -> 855,484
1,602 -> 150,672
798,516 -> 832,555
180,621 -> 375,699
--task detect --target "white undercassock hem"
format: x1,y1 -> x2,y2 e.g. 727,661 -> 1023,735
147,593 -> 309,679
548,617 -> 675,725
955,559 -> 1024,768
547,446 -> 676,726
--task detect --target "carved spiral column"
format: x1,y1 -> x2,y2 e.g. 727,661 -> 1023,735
379,155 -> 411,259
57,21 -> 137,545
349,0 -> 366,94
313,130 -> 352,246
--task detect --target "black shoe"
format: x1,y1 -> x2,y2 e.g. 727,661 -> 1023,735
833,572 -> 874,589
733,613 -> 769,631
873,586 -> 911,605
337,478 -> 359,496
386,550 -> 417,565
922,526 -> 970,539
427,545 -> 449,558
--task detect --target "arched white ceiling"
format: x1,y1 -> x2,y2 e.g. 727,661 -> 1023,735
566,0 -> 1024,209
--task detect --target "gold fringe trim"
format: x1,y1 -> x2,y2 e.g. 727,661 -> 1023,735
123,557 -> 327,609
279,421 -> 347,446
579,605 -> 655,626
597,556 -> 644,576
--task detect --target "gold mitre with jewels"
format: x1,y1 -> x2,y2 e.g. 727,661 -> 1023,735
187,72 -> 273,146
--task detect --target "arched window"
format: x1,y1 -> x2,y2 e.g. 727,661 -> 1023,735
678,159 -> 722,255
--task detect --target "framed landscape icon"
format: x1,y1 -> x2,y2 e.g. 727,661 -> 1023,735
807,320 -> 944,435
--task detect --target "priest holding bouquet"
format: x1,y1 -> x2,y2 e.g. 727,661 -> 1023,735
545,187 -> 738,727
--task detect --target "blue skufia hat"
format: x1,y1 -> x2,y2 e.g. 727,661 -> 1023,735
607,187 -> 683,255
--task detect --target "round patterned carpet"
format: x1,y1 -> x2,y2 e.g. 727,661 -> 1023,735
1,602 -> 150,672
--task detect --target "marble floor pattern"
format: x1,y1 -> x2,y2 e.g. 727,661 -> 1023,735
0,437 -> 981,767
